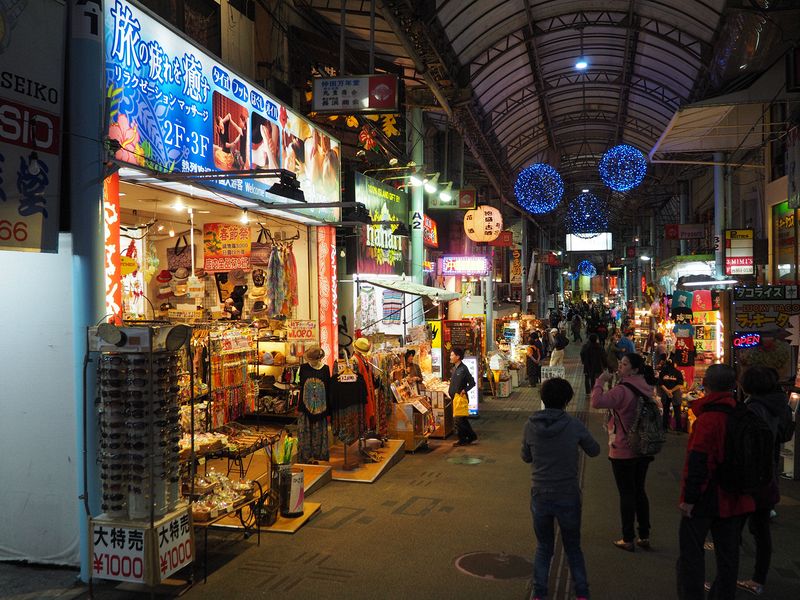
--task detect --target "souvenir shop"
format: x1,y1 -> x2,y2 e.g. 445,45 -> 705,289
86,0 -> 349,587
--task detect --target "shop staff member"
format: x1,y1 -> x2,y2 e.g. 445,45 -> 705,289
450,347 -> 477,446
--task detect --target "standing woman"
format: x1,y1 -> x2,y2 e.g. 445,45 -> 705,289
591,353 -> 660,551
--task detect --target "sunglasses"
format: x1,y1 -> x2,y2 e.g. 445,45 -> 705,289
101,503 -> 125,512
102,389 -> 147,398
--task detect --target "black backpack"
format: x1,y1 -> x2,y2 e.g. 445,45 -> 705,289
618,383 -> 666,456
706,403 -> 774,495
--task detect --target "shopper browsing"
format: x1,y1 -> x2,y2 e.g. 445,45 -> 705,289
521,377 -> 600,600
591,353 -> 660,552
676,364 -> 755,600
449,348 -> 477,446
736,366 -> 794,597
656,354 -> 684,432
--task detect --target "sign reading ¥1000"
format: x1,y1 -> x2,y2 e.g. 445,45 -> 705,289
104,0 -> 340,222
348,172 -> 409,275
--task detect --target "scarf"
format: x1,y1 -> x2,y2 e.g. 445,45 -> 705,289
354,352 -> 376,428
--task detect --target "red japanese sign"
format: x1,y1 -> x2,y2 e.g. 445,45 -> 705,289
423,214 -> 439,248
488,230 -> 513,247
103,173 -> 122,324
203,223 -> 251,272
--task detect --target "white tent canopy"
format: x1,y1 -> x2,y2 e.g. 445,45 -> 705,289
359,278 -> 460,302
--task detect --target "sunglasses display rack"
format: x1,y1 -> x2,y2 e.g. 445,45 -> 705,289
97,351 -> 183,520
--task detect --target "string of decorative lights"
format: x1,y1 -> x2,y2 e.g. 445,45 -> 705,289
577,259 -> 597,277
514,163 -> 564,214
566,192 -> 608,238
599,144 -> 647,192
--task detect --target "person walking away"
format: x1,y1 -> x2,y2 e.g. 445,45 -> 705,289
449,347 -> 477,446
737,366 -> 794,596
530,332 -> 544,385
615,328 -> 636,358
522,378 -> 600,600
657,354 -> 684,432
571,313 -> 583,342
526,343 -> 542,387
592,353 -> 660,551
652,332 -> 667,367
597,319 -> 608,349
676,364 -> 755,600
550,329 -> 568,367
580,334 -> 606,396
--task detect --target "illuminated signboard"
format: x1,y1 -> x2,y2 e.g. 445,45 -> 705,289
104,0 -> 340,221
440,255 -> 491,276
725,229 -> 754,276
732,332 -> 761,348
312,75 -> 399,113
423,215 -> 439,248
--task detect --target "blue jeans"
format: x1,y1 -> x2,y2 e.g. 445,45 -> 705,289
531,494 -> 590,598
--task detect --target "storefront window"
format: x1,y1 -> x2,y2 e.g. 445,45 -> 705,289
773,201 -> 797,283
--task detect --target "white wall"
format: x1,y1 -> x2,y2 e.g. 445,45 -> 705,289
0,234 -> 79,564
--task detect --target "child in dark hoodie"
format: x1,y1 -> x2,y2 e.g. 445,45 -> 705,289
522,378 -> 600,600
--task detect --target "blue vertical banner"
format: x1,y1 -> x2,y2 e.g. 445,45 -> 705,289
0,0 -> 66,253
103,0 -> 340,221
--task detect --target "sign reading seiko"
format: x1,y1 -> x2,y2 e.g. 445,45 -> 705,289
348,172 -> 409,275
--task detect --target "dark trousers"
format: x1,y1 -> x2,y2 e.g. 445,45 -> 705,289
584,373 -> 597,394
455,416 -> 476,443
677,514 -> 744,600
743,508 -> 772,584
610,457 -> 652,541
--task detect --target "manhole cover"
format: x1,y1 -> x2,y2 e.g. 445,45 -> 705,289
455,552 -> 532,580
446,456 -> 483,465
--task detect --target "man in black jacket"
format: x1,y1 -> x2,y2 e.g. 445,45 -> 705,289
450,347 -> 477,446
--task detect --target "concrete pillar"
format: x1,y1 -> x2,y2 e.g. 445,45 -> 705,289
521,221 -> 528,313
679,180 -> 689,255
409,107 -> 424,324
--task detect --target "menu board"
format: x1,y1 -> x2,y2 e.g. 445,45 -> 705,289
448,322 -> 473,349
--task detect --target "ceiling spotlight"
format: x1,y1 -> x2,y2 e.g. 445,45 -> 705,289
157,224 -> 165,232
168,227 -> 175,238
424,173 -> 440,194
640,255 -> 651,261
172,198 -> 184,212
240,209 -> 249,225
581,188 -> 589,193
408,172 -> 424,187
575,59 -> 588,70
439,181 -> 453,202
388,157 -> 399,166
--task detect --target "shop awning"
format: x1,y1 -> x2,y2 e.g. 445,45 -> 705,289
359,278 -> 460,301
649,60 -> 798,165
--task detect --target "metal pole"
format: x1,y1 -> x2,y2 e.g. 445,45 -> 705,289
486,252 -> 495,352
714,152 -> 725,277
521,221 -> 529,313
369,0 -> 375,73
679,180 -> 689,255
69,0 -> 106,581
410,108 -> 425,325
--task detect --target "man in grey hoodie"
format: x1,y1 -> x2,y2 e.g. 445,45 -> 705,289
522,377 -> 600,600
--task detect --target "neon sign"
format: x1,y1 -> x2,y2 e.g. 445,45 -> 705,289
733,332 -> 761,348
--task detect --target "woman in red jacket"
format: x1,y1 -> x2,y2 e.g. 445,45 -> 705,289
592,353 -> 659,552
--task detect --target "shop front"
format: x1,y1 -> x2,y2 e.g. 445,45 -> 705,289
84,0 -> 344,586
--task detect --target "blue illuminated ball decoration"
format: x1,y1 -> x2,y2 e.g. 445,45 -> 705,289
599,144 -> 647,192
514,163 -> 564,214
577,260 -> 597,277
566,192 -> 608,238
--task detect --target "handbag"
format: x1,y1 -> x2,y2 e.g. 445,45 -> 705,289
452,391 -> 469,417
166,235 -> 193,271
250,228 -> 272,267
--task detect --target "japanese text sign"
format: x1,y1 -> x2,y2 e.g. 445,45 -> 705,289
724,229 -> 754,276
288,320 -> 318,341
92,523 -> 147,584
440,255 -> 490,276
0,0 -> 66,253
104,0 -> 340,221
664,223 -> 706,240
312,75 -> 398,113
423,214 -> 438,248
156,511 -> 193,580
203,223 -> 250,272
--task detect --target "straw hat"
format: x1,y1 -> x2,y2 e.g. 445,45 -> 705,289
230,268 -> 247,285
353,337 -> 371,354
173,267 -> 189,282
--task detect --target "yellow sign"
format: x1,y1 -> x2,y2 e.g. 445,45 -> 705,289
120,256 -> 138,276
726,229 -> 753,240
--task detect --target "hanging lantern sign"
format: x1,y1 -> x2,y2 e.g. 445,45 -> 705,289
464,205 -> 503,242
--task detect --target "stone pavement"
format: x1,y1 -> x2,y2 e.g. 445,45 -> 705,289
2,342 -> 799,599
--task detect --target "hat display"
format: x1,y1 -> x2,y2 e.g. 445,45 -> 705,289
174,283 -> 188,296
251,268 -> 266,287
271,351 -> 286,366
252,301 -> 267,317
305,345 -> 325,362
354,337 -> 372,354
159,302 -> 175,312
230,268 -> 247,285
156,285 -> 173,299
194,268 -> 207,279
249,285 -> 267,299
156,269 -> 173,283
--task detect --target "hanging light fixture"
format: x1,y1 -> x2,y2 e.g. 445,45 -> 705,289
566,192 -> 608,238
439,181 -> 453,202
599,144 -> 647,192
514,163 -> 564,214
423,172 -> 440,194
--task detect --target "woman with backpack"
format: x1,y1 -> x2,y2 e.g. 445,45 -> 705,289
591,353 -> 661,552
736,366 -> 795,596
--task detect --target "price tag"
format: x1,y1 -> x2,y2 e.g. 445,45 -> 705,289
287,320 -> 318,341
92,524 -> 146,583
156,511 -> 194,579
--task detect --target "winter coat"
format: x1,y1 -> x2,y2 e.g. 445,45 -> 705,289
579,341 -> 606,376
521,408 -> 600,497
746,391 -> 795,507
679,391 -> 756,518
590,374 -> 658,459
